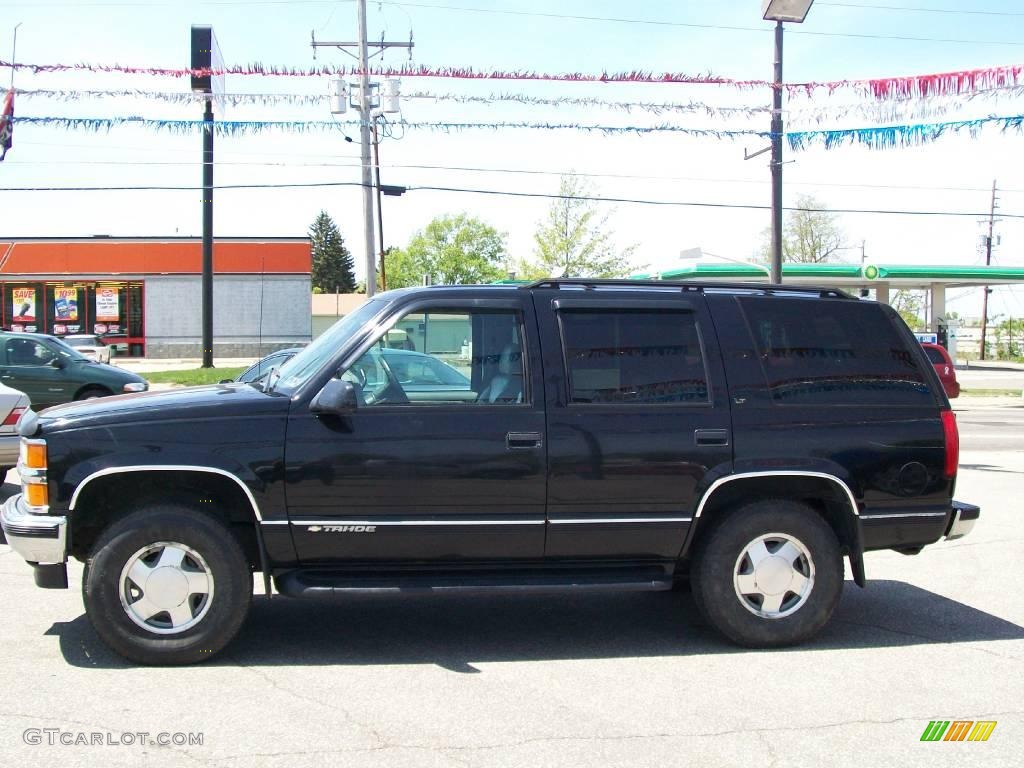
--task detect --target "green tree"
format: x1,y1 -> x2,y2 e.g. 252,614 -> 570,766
761,194 -> 846,264
387,214 -> 508,287
892,290 -> 924,330
309,211 -> 356,293
523,175 -> 636,279
381,245 -> 423,290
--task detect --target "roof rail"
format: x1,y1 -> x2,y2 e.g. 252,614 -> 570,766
522,277 -> 853,300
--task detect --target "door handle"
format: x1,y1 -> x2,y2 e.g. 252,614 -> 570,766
506,431 -> 542,450
694,428 -> 729,447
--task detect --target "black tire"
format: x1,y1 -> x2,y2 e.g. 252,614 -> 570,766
75,386 -> 111,400
83,505 -> 252,665
691,500 -> 843,648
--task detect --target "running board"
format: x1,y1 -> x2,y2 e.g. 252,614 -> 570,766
274,567 -> 673,598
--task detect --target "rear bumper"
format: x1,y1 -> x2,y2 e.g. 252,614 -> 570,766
945,500 -> 979,541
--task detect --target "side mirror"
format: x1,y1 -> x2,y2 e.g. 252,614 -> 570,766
310,378 -> 358,416
50,357 -> 65,369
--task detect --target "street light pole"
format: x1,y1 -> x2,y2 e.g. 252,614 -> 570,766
770,20 -> 784,285
761,0 -> 814,285
770,21 -> 782,286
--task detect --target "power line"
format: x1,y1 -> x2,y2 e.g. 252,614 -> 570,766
818,2 -> 1024,17
1,179 -> 1022,219
5,154 -> 1024,195
368,1 -> 1024,46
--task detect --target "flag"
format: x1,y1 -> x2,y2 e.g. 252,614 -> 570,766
0,89 -> 13,161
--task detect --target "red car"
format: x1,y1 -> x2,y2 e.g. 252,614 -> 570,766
921,342 -> 960,399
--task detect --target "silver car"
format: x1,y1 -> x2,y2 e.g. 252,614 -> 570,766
0,381 -> 31,476
62,334 -> 113,363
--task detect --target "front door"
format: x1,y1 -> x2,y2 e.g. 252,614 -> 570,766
286,297 -> 547,564
533,291 -> 733,560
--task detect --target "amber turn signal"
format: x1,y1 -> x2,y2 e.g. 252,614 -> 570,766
24,482 -> 48,508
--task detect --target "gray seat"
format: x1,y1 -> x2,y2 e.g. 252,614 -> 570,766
478,344 -> 523,404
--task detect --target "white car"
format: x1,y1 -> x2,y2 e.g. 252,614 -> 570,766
0,382 -> 31,477
62,334 -> 113,363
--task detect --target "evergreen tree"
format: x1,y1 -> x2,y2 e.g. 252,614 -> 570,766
309,211 -> 356,293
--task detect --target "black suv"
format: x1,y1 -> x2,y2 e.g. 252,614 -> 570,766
1,280 -> 978,665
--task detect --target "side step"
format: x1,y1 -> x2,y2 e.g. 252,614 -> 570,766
274,567 -> 673,598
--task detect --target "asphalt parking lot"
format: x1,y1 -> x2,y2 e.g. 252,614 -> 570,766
0,403 -> 1020,768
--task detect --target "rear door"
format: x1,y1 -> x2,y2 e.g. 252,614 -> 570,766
534,289 -> 733,560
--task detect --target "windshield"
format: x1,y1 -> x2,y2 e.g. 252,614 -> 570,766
48,338 -> 90,362
274,299 -> 385,393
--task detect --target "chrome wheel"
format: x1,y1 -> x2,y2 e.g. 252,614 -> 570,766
733,532 -> 815,619
118,541 -> 214,635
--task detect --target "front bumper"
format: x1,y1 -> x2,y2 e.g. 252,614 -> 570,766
1,493 -> 67,564
946,500 -> 980,541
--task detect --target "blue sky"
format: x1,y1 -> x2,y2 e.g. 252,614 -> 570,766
1,0 -> 1023,320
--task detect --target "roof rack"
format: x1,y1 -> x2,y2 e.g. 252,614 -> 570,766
522,277 -> 852,300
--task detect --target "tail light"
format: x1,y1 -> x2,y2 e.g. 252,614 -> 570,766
2,406 -> 27,426
941,409 -> 959,478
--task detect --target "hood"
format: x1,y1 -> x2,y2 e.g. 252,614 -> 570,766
26,382 -> 290,434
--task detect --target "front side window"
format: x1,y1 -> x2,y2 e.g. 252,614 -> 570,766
560,310 -> 709,404
341,308 -> 526,406
5,338 -> 59,366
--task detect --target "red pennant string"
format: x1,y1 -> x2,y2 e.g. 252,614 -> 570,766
1,60 -> 1022,100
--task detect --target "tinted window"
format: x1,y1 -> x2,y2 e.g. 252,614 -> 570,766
738,297 -> 931,405
560,310 -> 709,404
922,346 -> 945,365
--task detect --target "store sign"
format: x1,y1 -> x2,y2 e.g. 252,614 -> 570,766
96,287 -> 120,322
54,287 -> 79,321
12,288 -> 36,322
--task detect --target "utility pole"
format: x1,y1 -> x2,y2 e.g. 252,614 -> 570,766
311,1 -> 412,297
980,180 -> 998,361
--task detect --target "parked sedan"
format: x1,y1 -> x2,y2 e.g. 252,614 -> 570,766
0,381 -> 31,476
921,342 -> 960,399
63,334 -> 112,363
0,331 -> 148,410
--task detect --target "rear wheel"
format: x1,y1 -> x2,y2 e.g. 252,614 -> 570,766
83,505 -> 252,665
691,500 -> 843,647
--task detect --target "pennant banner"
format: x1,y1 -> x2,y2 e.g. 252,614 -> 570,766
15,86 -> 1024,127
787,114 -> 1024,150
11,113 -> 1024,149
3,59 -> 1023,100
9,115 -> 767,138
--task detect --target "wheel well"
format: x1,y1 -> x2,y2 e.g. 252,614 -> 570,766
69,470 -> 260,567
685,475 -> 858,560
74,384 -> 113,399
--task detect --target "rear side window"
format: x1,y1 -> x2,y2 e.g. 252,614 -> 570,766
738,297 -> 931,405
922,346 -> 945,365
559,310 -> 709,404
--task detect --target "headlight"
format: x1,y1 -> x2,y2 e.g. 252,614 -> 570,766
122,382 -> 148,393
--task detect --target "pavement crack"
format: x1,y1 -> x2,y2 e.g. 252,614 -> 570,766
222,653 -> 387,748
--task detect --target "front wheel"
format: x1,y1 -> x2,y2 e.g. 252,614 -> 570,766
83,505 -> 252,665
75,386 -> 111,400
691,500 -> 843,647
